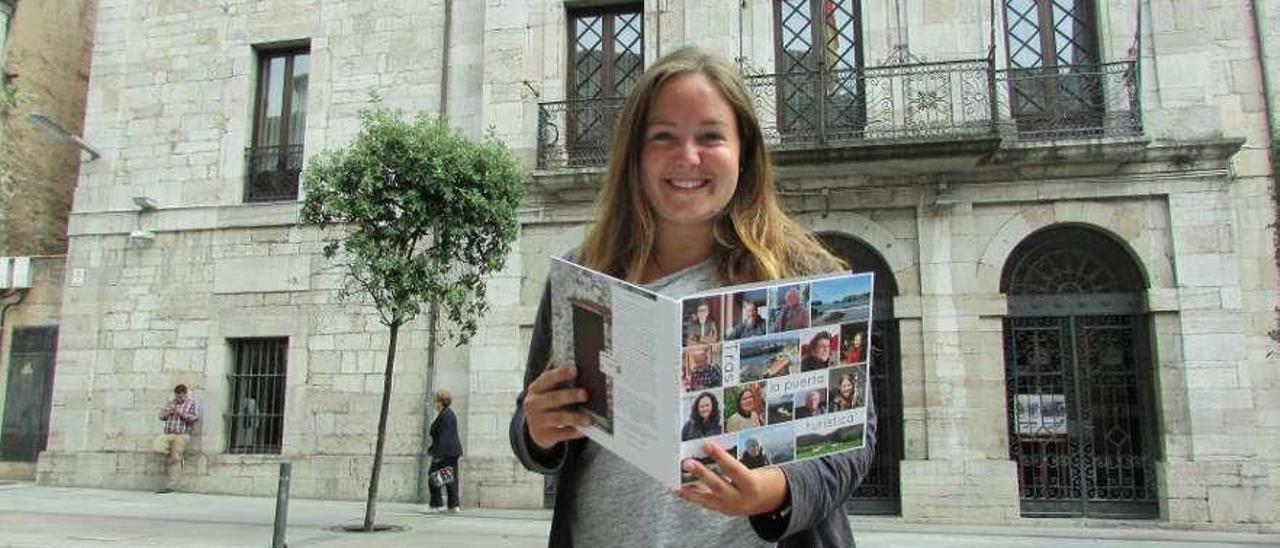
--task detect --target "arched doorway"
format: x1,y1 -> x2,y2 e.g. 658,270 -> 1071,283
1001,225 -> 1159,518
818,232 -> 902,516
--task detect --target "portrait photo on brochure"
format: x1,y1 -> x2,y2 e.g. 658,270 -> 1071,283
724,289 -> 769,341
683,295 -> 723,345
769,283 -> 811,333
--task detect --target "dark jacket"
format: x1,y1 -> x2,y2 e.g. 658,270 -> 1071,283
681,418 -> 723,442
429,406 -> 463,459
509,284 -> 878,548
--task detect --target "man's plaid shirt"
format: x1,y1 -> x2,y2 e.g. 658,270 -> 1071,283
160,397 -> 200,434
689,364 -> 722,391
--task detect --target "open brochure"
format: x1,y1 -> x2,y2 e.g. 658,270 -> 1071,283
548,257 -> 874,489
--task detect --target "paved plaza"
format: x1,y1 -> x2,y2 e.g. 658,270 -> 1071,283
0,482 -> 1275,547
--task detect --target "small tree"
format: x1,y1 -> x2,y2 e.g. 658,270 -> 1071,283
301,104 -> 524,530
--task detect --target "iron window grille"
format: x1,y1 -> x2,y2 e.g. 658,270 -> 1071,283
226,337 -> 287,454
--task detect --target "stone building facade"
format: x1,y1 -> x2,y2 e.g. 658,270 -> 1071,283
0,0 -> 95,481
0,0 -> 96,255
29,0 -> 1280,529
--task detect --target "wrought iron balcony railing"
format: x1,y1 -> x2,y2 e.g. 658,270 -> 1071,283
996,61 -> 1142,140
244,144 -> 304,203
537,97 -> 627,170
533,58 -> 1142,170
745,58 -> 998,148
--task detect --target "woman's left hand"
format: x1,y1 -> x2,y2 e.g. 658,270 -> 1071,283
676,442 -> 788,516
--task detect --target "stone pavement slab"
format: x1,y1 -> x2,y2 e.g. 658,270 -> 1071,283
0,483 -> 1277,547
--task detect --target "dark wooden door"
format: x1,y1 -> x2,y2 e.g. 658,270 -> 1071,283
1,326 -> 59,462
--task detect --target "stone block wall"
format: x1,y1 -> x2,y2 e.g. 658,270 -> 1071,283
0,256 -> 65,480
29,0 -> 1279,526
0,0 -> 95,256
73,0 -> 450,214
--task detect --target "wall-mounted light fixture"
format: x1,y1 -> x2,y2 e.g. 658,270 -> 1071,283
934,181 -> 959,207
26,111 -> 101,161
132,196 -> 158,211
128,195 -> 158,245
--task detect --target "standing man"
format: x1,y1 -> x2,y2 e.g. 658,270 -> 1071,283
155,384 -> 199,493
725,298 -> 766,340
770,286 -> 810,332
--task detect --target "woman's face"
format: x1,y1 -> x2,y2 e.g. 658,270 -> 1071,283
640,72 -> 741,237
697,395 -> 715,420
840,376 -> 854,398
852,332 -> 863,346
739,389 -> 756,414
807,390 -> 822,409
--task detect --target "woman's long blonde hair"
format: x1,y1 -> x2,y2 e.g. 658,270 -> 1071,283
579,46 -> 843,284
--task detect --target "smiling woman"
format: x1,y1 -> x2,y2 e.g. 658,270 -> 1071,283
510,46 -> 877,548
639,71 -> 742,245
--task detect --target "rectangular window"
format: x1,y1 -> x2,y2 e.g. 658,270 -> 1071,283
246,45 -> 309,202
0,1 -> 15,82
563,4 -> 642,166
772,0 -> 865,140
1002,0 -> 1103,136
227,337 -> 287,454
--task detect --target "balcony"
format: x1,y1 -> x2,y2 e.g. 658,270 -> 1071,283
244,144 -> 304,203
534,58 -> 1142,172
746,58 -> 999,164
996,61 -> 1142,140
536,97 -> 627,170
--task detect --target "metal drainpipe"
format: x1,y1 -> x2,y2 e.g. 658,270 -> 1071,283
417,0 -> 453,505
1247,0 -> 1279,306
1249,0 -> 1277,157
439,0 -> 453,120
0,288 -> 28,379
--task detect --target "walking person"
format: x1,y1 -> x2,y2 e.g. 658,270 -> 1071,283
154,384 -> 199,493
424,389 -> 463,513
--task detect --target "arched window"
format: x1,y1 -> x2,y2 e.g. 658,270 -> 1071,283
1001,225 -> 1158,518
818,232 -> 901,515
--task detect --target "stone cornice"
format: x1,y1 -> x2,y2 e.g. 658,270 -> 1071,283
66,202 -> 302,236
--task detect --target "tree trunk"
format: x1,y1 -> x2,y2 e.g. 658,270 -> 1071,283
417,300 -> 440,502
363,322 -> 400,531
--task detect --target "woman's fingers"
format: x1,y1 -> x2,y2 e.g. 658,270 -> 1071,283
677,442 -> 789,516
537,409 -> 592,430
526,385 -> 589,414
527,408 -> 591,449
526,364 -> 577,393
533,414 -> 590,444
523,365 -> 592,450
705,441 -> 751,485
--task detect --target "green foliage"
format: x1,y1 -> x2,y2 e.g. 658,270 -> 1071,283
301,104 -> 525,343
0,83 -> 20,118
1272,142 -> 1280,352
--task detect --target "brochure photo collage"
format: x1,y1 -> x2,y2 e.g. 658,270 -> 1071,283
678,273 -> 874,483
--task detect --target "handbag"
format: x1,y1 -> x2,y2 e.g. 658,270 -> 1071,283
429,464 -> 455,487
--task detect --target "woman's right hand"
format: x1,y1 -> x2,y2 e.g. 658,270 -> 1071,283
523,364 -> 592,451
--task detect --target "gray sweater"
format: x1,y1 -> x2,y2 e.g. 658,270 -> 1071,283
509,260 -> 877,547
